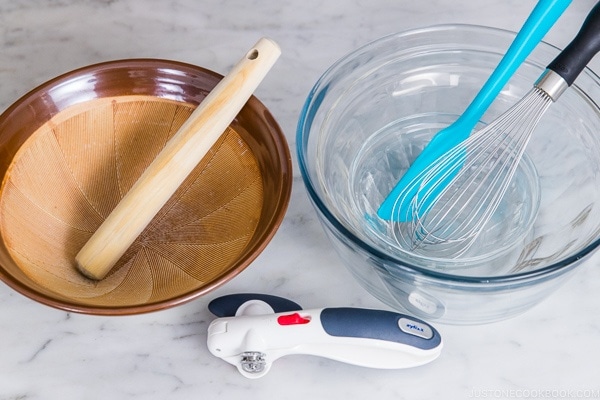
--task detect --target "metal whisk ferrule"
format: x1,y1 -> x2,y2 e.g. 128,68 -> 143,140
535,69 -> 569,101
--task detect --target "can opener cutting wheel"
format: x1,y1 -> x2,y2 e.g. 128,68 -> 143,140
206,293 -> 443,378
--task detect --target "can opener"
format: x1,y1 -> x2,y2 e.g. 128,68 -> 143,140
206,293 -> 443,378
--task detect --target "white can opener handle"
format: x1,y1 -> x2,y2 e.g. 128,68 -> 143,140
206,294 -> 443,379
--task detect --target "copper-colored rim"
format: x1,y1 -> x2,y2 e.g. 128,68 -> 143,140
0,59 -> 292,315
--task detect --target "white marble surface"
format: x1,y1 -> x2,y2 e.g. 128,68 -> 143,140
1,1 -> 600,399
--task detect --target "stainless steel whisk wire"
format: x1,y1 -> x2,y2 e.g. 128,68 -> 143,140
390,87 -> 555,258
384,1 -> 600,261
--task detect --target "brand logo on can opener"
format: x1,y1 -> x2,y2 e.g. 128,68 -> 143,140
405,322 -> 425,333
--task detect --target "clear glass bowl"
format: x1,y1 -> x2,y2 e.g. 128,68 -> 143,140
297,25 -> 600,324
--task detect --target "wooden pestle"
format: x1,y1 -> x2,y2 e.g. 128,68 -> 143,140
76,37 -> 281,280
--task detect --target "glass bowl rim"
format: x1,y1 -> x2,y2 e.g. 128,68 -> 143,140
296,23 -> 600,285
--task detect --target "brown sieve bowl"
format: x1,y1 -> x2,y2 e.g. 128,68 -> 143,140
0,59 -> 292,315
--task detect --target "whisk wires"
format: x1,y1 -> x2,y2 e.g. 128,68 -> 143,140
391,87 -> 553,258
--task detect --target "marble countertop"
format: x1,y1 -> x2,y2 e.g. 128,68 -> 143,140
1,1 -> 600,399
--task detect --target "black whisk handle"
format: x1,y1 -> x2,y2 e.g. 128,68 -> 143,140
548,0 -> 600,86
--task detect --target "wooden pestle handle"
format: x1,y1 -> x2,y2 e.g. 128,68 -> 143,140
76,37 -> 282,280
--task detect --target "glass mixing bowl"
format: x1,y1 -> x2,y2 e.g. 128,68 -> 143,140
297,25 -> 600,324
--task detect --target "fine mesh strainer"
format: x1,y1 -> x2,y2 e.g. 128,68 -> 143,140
0,59 -> 291,315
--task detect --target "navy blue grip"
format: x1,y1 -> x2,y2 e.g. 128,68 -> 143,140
320,308 -> 441,350
208,293 -> 302,317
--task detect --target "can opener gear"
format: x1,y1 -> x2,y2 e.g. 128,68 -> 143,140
206,293 -> 443,378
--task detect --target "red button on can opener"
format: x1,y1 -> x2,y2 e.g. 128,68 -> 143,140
207,294 -> 443,378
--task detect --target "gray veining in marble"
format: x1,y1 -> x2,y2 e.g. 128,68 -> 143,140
1,1 -> 600,399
